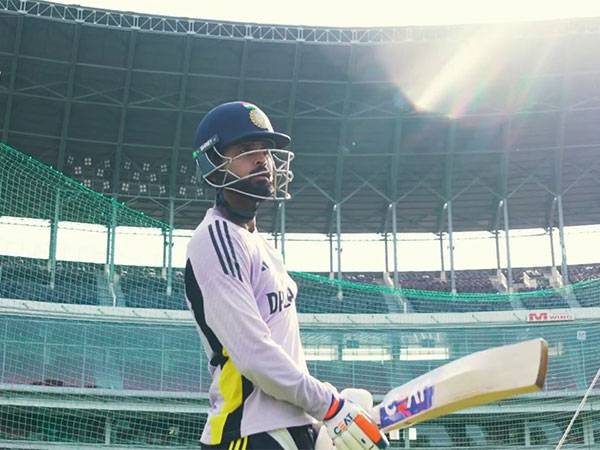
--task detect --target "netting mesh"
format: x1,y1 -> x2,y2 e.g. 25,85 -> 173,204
1,142 -> 599,448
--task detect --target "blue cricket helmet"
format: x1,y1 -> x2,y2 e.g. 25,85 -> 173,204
193,101 -> 289,151
192,101 -> 294,200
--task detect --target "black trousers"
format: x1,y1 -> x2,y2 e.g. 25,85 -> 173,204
201,425 -> 316,450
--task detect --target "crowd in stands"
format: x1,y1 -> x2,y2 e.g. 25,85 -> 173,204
1,255 -> 600,312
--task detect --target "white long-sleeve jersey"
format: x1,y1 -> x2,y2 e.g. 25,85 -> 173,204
185,207 -> 335,445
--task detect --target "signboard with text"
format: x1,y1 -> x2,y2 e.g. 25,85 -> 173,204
526,310 -> 575,322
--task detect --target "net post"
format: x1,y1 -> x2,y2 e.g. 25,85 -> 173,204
502,199 -> 513,292
161,229 -> 167,278
166,198 -> 174,297
447,201 -> 456,294
438,232 -> 446,281
48,189 -> 60,289
335,203 -> 342,300
549,225 -> 557,268
279,201 -> 286,262
106,198 -> 117,305
391,201 -> 399,289
557,194 -> 570,284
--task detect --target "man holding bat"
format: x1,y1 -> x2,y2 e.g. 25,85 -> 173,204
185,101 -> 548,450
185,101 -> 388,450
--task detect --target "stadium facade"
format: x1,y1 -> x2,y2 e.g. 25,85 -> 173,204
0,1 -> 599,448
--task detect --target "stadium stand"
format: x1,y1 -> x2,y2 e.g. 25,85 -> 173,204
2,255 -> 600,311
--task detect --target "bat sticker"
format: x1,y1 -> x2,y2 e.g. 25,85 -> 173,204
379,385 -> 434,429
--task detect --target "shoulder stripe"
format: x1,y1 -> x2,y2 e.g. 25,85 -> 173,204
184,259 -> 225,367
208,224 -> 229,275
215,221 -> 236,277
223,222 -> 243,282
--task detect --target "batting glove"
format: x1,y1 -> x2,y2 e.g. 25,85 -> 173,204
323,396 -> 389,450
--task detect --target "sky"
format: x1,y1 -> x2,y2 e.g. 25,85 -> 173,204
49,0 -> 600,27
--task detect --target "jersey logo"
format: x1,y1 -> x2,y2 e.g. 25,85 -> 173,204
208,220 -> 243,282
267,287 -> 294,315
261,261 -> 269,272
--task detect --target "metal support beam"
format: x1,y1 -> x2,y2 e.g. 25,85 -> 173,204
238,40 -> 248,99
112,31 -> 138,199
502,199 -> 513,292
328,234 -> 334,277
489,114 -> 511,231
2,16 -> 23,143
286,43 -> 301,136
279,202 -> 286,262
48,189 -> 61,289
439,233 -> 446,277
447,201 -> 456,294
330,46 -> 355,235
494,230 -> 501,274
391,202 -> 399,288
553,55 -> 570,285
583,415 -> 594,446
335,203 -> 342,282
524,419 -> 531,447
168,35 -> 193,223
162,229 -> 168,272
105,414 -> 111,445
383,116 -> 404,232
549,226 -> 556,268
106,199 -> 118,294
166,199 -> 174,296
57,24 -> 81,171
556,195 -> 569,284
383,233 -> 389,274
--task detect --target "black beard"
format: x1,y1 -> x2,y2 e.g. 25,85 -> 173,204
231,177 -> 274,198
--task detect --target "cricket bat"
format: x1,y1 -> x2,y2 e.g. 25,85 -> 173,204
374,338 -> 548,432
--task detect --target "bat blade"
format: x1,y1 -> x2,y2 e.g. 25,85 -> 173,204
374,338 -> 548,432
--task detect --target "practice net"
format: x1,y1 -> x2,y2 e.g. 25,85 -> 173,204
0,142 -> 599,448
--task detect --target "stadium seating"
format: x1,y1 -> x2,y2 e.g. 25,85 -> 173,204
1,255 -> 599,311
118,265 -> 186,310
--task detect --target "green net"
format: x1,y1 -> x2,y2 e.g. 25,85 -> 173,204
1,142 -> 599,448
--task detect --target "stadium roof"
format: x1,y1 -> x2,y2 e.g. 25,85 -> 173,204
1,1 -> 600,234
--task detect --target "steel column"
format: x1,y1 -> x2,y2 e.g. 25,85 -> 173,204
447,201 -> 456,294
111,31 -> 138,198
439,233 -> 445,275
329,234 -> 334,277
279,202 -> 286,262
166,199 -> 174,296
106,199 -> 117,292
161,230 -> 167,273
556,195 -> 570,284
168,34 -> 193,224
57,24 -> 81,171
105,414 -> 111,445
502,200 -> 513,291
286,43 -> 301,136
238,40 -> 248,99
383,233 -> 389,274
335,204 -> 342,282
494,230 -> 501,274
48,189 -> 61,289
391,202 -> 399,288
549,227 -> 556,268
1,16 -> 23,143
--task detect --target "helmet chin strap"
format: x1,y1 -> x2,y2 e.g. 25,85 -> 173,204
215,188 -> 258,222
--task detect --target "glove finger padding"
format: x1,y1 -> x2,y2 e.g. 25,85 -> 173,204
333,434 -> 352,450
340,388 -> 373,411
314,424 -> 334,450
323,398 -> 388,450
345,414 -> 387,449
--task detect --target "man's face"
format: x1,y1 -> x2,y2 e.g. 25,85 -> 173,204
222,140 -> 274,198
